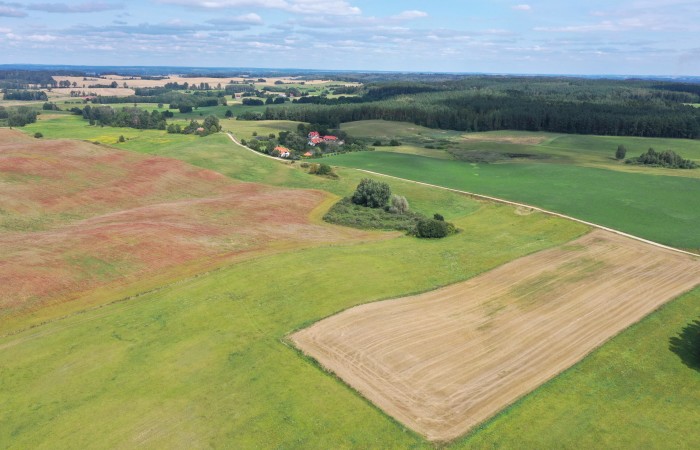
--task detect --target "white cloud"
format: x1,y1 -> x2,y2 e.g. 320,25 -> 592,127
0,4 -> 26,17
26,2 -> 124,13
157,0 -> 361,16
207,12 -> 263,26
512,4 -> 531,11
391,10 -> 428,20
7,33 -> 57,41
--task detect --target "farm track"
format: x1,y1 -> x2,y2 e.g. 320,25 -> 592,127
292,230 -> 700,441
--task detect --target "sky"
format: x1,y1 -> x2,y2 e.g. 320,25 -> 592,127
0,0 -> 699,75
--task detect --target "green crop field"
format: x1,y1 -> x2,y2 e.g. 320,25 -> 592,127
4,115 -> 700,448
329,150 -> 700,251
341,120 -> 700,178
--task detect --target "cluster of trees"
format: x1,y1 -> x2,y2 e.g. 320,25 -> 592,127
626,148 -> 698,169
0,106 -> 38,126
342,179 -> 456,238
78,105 -> 168,130
166,115 -> 221,136
2,90 -> 48,101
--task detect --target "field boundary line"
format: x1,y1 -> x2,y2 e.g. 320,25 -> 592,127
355,169 -> 699,258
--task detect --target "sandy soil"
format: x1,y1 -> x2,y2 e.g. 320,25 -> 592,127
0,129 -> 376,320
292,230 -> 700,442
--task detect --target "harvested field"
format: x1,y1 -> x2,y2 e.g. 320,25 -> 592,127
292,230 -> 700,442
0,129 -> 377,327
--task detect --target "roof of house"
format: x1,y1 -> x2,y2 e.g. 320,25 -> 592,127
310,137 -> 324,144
274,146 -> 290,153
308,131 -> 320,137
323,135 -> 338,140
303,151 -> 313,156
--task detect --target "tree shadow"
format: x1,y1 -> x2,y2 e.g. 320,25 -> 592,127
669,319 -> 700,371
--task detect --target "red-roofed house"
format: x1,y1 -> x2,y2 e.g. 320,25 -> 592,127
308,131 -> 320,138
309,136 -> 324,146
323,135 -> 338,141
274,146 -> 291,158
303,151 -> 313,157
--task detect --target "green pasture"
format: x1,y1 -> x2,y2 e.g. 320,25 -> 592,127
341,120 -> 700,178
329,151 -> 700,251
0,170 -> 586,448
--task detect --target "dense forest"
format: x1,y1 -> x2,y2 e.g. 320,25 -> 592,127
255,77 -> 700,139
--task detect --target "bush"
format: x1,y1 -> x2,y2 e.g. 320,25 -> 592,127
316,163 -> 333,175
390,195 -> 409,214
373,140 -> 383,146
324,197 -> 424,232
351,178 -> 391,208
34,132 -> 43,139
416,218 -> 449,238
434,213 -> 444,221
389,139 -> 401,146
615,144 -> 627,160
118,135 -> 125,143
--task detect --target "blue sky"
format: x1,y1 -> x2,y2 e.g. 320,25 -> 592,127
0,0 -> 698,75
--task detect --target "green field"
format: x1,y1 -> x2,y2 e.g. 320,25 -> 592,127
329,149 -> 700,251
0,124 -> 587,447
4,116 -> 700,447
341,120 -> 700,178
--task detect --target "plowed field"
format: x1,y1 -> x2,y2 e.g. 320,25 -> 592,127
0,130 -> 377,329
292,230 -> 700,442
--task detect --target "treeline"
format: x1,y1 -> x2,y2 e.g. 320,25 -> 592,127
3,90 -> 48,101
253,78 -> 700,139
0,70 -> 81,89
89,91 -> 225,110
78,105 -> 168,130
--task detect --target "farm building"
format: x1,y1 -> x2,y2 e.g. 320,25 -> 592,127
274,146 -> 291,158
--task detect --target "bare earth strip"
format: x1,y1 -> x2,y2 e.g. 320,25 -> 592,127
291,230 -> 700,442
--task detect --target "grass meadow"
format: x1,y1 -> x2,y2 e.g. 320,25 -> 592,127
329,151 -> 700,251
3,115 -> 699,447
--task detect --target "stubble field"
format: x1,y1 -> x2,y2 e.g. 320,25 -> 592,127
292,230 -> 700,442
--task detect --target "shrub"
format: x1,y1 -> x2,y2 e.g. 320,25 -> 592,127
389,139 -> 401,146
351,178 -> 391,208
416,218 -> 449,238
615,144 -> 627,160
118,135 -> 125,143
34,132 -> 43,138
434,213 -> 444,221
316,163 -> 333,175
390,195 -> 409,214
373,140 -> 383,146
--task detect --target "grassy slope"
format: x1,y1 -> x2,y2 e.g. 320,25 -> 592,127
329,151 -> 700,251
0,204 -> 585,449
6,116 -> 700,447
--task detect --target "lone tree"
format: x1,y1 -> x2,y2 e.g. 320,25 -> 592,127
615,144 -> 627,160
352,178 -> 391,208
